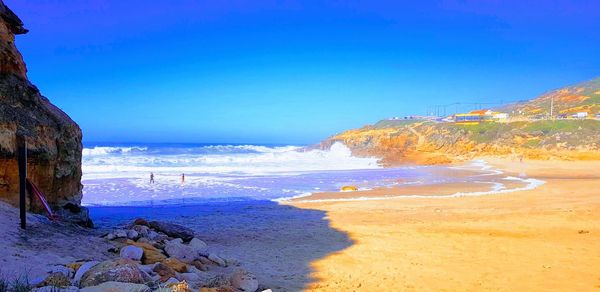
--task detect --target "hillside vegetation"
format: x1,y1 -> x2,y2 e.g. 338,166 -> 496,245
501,77 -> 600,116
322,76 -> 600,165
322,119 -> 600,165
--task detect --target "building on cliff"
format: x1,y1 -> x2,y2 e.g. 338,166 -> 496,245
0,0 -> 92,227
454,109 -> 509,124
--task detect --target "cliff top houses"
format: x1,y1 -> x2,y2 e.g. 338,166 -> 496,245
454,109 -> 508,124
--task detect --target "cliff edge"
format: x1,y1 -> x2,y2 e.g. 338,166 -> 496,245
0,1 -> 91,226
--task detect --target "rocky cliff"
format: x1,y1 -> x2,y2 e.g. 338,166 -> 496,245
322,119 -> 600,166
0,1 -> 91,226
323,76 -> 600,165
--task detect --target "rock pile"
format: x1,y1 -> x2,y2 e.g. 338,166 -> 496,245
31,219 -> 265,292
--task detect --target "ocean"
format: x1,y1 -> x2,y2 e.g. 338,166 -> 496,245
81,142 -> 438,206
81,142 -> 543,206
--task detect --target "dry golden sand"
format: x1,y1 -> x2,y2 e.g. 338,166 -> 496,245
290,158 -> 600,291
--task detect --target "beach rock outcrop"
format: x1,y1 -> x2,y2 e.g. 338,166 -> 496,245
149,220 -> 196,241
93,219 -> 266,290
0,0 -> 90,226
79,259 -> 152,287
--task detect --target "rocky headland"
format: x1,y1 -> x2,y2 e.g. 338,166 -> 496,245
321,77 -> 600,166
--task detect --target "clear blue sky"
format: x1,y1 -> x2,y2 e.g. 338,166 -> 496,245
9,0 -> 600,144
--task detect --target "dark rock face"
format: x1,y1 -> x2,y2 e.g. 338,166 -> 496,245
0,1 -> 91,226
149,221 -> 196,242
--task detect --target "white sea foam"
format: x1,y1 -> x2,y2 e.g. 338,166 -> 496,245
82,142 -> 380,179
284,161 -> 546,203
82,146 -> 148,156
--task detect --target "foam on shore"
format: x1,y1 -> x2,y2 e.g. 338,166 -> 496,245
280,161 -> 546,203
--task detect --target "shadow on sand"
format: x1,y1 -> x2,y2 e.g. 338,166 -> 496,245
89,200 -> 353,291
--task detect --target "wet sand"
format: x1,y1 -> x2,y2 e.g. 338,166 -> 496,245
289,158 -> 600,291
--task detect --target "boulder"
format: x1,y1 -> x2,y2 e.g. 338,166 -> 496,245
79,281 -> 150,292
132,225 -> 150,237
230,270 -> 259,292
115,229 -> 127,238
164,239 -> 197,263
125,239 -> 167,264
120,245 -> 144,261
149,221 -> 195,241
37,272 -> 71,288
147,230 -> 160,240
189,238 -> 208,255
196,256 -> 213,266
126,229 -> 139,240
153,262 -> 177,282
133,218 -> 149,226
162,257 -> 188,273
79,259 -> 152,287
73,261 -> 99,285
192,260 -> 209,271
208,253 -> 227,267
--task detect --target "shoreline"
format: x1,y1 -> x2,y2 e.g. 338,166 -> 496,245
282,159 -> 545,203
288,157 -> 600,291
2,157 -> 599,291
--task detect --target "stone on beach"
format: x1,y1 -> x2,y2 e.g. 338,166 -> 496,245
149,220 -> 196,242
125,239 -> 167,264
165,238 -> 198,263
79,281 -> 151,292
153,262 -> 178,282
192,260 -> 209,271
79,259 -> 152,287
208,253 -> 227,267
133,218 -> 150,226
73,261 -> 100,286
133,224 -> 150,237
189,237 -> 208,254
162,257 -> 188,273
230,269 -> 259,292
126,229 -> 140,240
120,245 -> 144,261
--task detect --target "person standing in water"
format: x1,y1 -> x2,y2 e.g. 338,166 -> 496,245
181,173 -> 185,184
150,172 -> 155,184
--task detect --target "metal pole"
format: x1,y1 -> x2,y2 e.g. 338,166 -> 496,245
17,135 -> 27,229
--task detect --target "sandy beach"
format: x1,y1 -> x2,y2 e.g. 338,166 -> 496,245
288,158 -> 600,291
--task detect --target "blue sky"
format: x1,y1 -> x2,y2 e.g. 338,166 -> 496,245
9,0 -> 600,144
